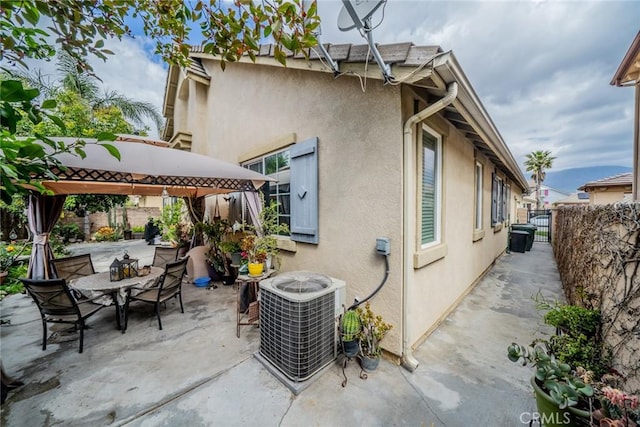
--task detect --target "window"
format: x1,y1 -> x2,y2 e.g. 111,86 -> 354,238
420,126 -> 442,247
474,162 -> 483,230
244,149 -> 291,231
491,173 -> 503,226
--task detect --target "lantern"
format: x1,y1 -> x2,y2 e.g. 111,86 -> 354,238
120,257 -> 139,279
110,258 -> 123,282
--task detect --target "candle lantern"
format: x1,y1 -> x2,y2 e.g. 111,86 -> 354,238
110,258 -> 123,282
120,257 -> 139,279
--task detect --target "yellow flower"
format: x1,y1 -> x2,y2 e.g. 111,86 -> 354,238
6,246 -> 15,253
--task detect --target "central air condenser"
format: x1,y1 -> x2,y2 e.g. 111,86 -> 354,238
259,271 -> 346,382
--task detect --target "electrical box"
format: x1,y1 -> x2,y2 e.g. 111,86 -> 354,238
376,237 -> 390,256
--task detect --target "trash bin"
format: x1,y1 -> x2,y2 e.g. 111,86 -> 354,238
509,230 -> 528,253
511,224 -> 537,251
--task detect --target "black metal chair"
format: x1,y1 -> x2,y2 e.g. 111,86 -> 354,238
152,247 -> 179,268
124,257 -> 188,331
21,278 -> 105,353
51,254 -> 95,281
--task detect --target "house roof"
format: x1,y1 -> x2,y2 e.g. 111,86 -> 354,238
577,172 -> 633,191
611,31 -> 640,86
163,42 -> 529,192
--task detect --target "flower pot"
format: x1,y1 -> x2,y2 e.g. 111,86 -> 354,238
248,262 -> 264,276
230,252 -> 242,266
206,263 -> 222,282
0,271 -> 7,285
360,354 -> 380,372
123,230 -> 132,240
342,339 -> 360,358
530,377 -> 592,427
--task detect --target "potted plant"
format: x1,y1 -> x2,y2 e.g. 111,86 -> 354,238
356,302 -> 393,372
340,309 -> 361,358
257,201 -> 289,269
508,340 -> 595,426
198,219 -> 235,283
240,234 -> 267,276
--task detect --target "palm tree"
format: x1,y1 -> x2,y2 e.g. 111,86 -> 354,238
524,150 -> 556,209
9,51 -> 163,134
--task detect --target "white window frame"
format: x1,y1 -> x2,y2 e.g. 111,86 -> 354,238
242,148 -> 291,233
474,161 -> 483,231
420,124 -> 443,249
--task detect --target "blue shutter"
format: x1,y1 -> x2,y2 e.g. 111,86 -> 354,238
290,137 -> 319,244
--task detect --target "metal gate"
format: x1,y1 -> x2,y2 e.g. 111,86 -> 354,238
527,209 -> 552,243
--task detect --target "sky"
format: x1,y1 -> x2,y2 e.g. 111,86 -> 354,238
21,1 -> 640,173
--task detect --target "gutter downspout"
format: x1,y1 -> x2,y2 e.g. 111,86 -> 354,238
401,81 -> 458,372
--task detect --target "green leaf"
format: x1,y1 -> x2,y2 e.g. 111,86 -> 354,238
95,132 -> 117,141
41,99 -> 57,109
99,143 -> 121,161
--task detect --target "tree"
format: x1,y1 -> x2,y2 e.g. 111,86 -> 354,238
0,0 -> 320,203
1,1 -> 320,73
11,52 -> 163,133
524,150 -> 556,209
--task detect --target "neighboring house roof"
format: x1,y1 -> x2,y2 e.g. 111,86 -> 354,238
162,42 -> 529,192
553,192 -> 590,206
611,31 -> 640,86
578,172 -> 633,191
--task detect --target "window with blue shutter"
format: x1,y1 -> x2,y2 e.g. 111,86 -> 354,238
290,137 -> 319,244
421,126 -> 442,247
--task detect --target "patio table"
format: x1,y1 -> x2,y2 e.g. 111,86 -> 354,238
69,267 -> 164,333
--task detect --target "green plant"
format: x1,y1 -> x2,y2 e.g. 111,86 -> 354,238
341,310 -> 361,343
0,241 -> 28,271
356,302 -> 393,357
535,296 -> 611,379
94,226 -> 118,242
131,225 -> 145,233
508,341 -> 595,410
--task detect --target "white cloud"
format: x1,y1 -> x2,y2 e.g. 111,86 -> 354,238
316,0 -> 639,171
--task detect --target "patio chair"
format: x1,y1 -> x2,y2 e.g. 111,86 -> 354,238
152,246 -> 179,268
124,256 -> 188,331
52,254 -> 95,281
21,278 -> 105,353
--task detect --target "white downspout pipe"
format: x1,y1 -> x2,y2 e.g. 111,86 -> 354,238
401,82 -> 458,372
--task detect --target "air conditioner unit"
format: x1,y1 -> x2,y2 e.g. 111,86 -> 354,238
259,271 -> 346,383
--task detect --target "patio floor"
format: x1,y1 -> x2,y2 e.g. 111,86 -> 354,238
1,242 -> 564,426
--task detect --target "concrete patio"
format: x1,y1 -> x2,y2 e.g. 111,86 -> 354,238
1,242 -> 564,426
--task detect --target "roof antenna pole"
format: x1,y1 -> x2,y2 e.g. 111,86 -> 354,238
314,28 -> 340,77
363,16 -> 393,84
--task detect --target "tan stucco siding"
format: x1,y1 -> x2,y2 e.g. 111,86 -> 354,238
589,188 -> 630,205
407,120 -> 513,348
193,61 -> 406,354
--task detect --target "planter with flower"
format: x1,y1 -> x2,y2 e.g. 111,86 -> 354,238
356,302 -> 393,372
198,219 -> 236,284
240,235 -> 267,276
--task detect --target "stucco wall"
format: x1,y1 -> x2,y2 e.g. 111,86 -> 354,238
169,59 -> 521,357
191,61 -> 405,354
589,188 -> 629,205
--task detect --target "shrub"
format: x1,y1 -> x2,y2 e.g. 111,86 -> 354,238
94,226 -> 118,242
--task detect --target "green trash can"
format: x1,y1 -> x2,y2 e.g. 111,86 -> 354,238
511,224 -> 537,251
509,230 -> 528,253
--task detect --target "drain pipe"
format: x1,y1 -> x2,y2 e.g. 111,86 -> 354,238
401,81 -> 458,372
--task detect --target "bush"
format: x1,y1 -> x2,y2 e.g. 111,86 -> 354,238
94,226 -> 119,242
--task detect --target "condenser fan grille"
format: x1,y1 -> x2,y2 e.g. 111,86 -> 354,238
272,272 -> 332,293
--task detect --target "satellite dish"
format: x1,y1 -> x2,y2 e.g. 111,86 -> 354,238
338,0 -> 385,32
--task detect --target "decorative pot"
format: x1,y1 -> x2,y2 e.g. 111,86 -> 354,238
123,230 -> 132,240
342,339 -> 360,358
230,252 -> 242,266
248,262 -> 264,276
206,263 -> 222,282
530,377 -> 592,427
360,354 -> 380,372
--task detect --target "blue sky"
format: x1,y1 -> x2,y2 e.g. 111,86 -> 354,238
27,1 -> 640,173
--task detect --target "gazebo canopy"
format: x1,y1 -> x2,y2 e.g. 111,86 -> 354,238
32,137 -> 273,197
